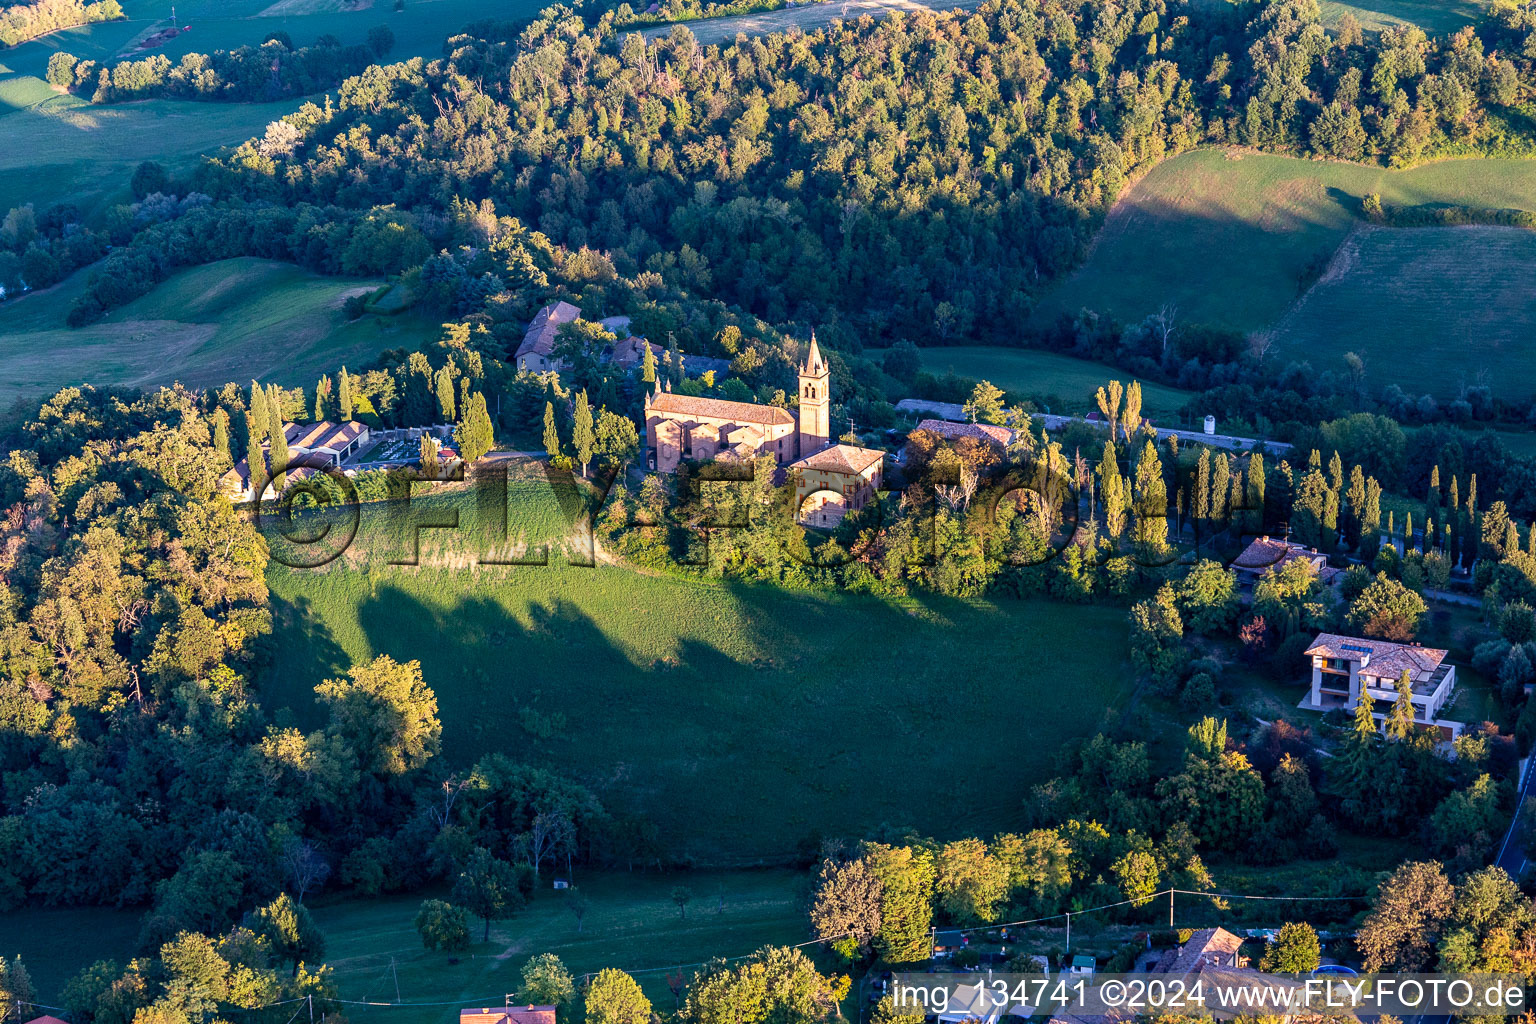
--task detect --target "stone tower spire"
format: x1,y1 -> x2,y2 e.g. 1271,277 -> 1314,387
798,330 -> 830,457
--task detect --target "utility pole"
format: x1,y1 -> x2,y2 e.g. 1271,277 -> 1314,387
391,956 -> 401,1002
1168,889 -> 1174,928
308,994 -> 314,1024
1065,911 -> 1071,954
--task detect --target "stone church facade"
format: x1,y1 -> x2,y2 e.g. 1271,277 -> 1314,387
643,335 -> 885,525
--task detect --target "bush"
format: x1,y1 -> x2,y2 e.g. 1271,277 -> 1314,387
1180,672 -> 1216,710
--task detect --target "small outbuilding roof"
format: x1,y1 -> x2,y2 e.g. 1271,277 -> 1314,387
791,443 -> 885,475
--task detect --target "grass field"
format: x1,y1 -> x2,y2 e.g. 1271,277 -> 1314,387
259,473 -> 1137,865
876,345 -> 1194,416
0,0 -> 537,213
1267,224 -> 1536,400
11,869 -> 810,1016
1037,149 -> 1536,336
0,257 -> 436,409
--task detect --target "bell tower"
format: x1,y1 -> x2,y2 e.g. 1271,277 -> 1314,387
798,331 -> 830,457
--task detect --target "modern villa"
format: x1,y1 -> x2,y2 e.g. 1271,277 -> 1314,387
1302,632 -> 1459,734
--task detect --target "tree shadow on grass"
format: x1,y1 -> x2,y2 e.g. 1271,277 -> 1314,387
260,590 -> 351,728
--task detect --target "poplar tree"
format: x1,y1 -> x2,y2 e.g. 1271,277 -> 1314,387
1132,439 -> 1168,554
573,390 -> 595,477
1247,451 -> 1266,527
1123,381 -> 1143,440
1095,381 -> 1122,442
1099,440 -> 1127,540
1211,452 -> 1230,524
1194,448 -> 1211,526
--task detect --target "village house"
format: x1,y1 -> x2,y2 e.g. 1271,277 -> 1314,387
912,417 -> 1016,450
1303,632 -> 1458,729
514,300 -> 582,373
1149,927 -> 1247,975
643,334 -> 886,527
218,420 -> 371,501
790,443 -> 885,528
460,1007 -> 557,1024
1229,535 -> 1342,588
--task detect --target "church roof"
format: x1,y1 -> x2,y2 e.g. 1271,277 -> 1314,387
791,443 -> 885,474
647,391 -> 794,426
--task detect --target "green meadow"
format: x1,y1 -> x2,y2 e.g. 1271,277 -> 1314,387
11,869 -> 811,1018
0,0 -> 539,213
1267,224 -> 1536,400
875,345 -> 1193,417
259,472 -> 1137,866
0,257 -> 435,409
1038,149 -> 1536,333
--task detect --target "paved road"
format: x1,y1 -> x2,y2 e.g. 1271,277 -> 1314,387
639,0 -> 983,44
1495,754 -> 1536,879
1035,413 -> 1293,455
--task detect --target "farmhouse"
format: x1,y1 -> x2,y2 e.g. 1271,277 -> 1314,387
1303,632 -> 1458,725
1229,536 -> 1341,586
514,300 -> 582,373
790,443 -> 885,528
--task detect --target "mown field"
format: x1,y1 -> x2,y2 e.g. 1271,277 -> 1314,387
875,345 -> 1193,417
1037,149 -> 1536,339
0,257 -> 434,409
1267,224 -> 1536,400
11,868 -> 810,1017
260,471 -> 1137,865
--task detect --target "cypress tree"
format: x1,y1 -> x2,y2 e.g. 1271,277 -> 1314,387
573,390 -> 595,477
270,411 -> 290,493
211,408 -> 232,470
1505,519 -> 1520,558
667,333 -> 683,386
454,392 -> 494,463
641,343 -> 658,384
543,401 -> 561,457
338,366 -> 354,422
1247,451 -> 1266,525
1405,512 -> 1415,553
1427,466 -> 1441,517
435,366 -> 456,422
1386,670 -> 1415,741
1529,520 -> 1536,558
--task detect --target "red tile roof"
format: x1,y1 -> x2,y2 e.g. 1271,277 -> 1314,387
460,1007 -> 557,1024
914,418 -> 1014,447
791,443 -> 885,474
647,391 -> 794,426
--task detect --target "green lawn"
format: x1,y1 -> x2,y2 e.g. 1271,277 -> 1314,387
872,346 -> 1194,416
3,904 -> 143,1008
260,477 -> 1137,865
0,257 -> 438,409
1037,149 -> 1536,347
1316,0 -> 1482,34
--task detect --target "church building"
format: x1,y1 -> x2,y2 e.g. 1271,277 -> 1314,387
642,334 -> 885,526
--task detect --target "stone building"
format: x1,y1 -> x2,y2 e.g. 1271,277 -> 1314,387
642,333 -> 886,526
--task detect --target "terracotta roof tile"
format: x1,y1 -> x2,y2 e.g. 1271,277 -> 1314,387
791,443 -> 885,474
648,392 -> 794,426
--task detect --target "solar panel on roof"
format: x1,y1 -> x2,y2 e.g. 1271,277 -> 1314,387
1341,643 -> 1374,654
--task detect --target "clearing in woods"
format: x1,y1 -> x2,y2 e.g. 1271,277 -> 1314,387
870,345 -> 1194,417
1036,149 -> 1536,347
1266,224 -> 1536,400
258,476 -> 1137,866
0,257 -> 435,409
